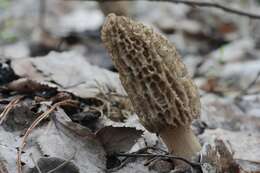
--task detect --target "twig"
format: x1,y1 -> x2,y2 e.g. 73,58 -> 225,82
0,95 -> 24,124
84,0 -> 260,20
17,99 -> 76,173
107,146 -> 167,172
114,153 -> 201,169
143,156 -> 160,166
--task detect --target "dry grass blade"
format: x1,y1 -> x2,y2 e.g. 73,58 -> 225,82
0,95 -> 24,124
17,99 -> 77,173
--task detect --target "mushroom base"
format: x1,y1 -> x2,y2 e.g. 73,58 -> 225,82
160,126 -> 201,160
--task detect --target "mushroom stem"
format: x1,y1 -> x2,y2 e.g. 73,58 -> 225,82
160,126 -> 201,159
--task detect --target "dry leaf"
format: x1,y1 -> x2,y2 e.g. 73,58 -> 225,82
96,126 -> 143,155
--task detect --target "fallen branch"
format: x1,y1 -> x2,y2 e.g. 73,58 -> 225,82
86,0 -> 260,19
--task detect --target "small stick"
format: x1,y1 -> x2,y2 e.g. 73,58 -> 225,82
108,146 -> 167,172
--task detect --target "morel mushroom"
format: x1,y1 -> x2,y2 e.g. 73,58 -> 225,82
101,14 -> 201,159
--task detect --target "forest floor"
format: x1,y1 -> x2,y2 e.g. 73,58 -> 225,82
1,0 -> 260,173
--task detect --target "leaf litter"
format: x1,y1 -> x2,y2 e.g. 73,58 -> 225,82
1,0 -> 260,173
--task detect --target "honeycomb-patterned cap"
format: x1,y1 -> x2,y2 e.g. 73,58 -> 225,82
101,14 -> 201,133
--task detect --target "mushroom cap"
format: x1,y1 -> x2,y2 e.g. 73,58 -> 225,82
101,14 -> 201,133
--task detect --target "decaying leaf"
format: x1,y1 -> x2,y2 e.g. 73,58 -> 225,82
201,96 -> 260,132
1,98 -> 36,132
28,157 -> 80,173
34,108 -> 107,172
11,51 -> 125,97
0,127 -> 19,173
96,126 -> 143,155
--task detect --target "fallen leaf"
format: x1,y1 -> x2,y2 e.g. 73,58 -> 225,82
29,157 -> 80,173
96,126 -> 143,155
11,51 -> 125,97
35,108 -> 106,172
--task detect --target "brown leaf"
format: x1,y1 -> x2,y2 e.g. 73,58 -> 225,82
96,126 -> 143,155
36,109 -> 107,172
